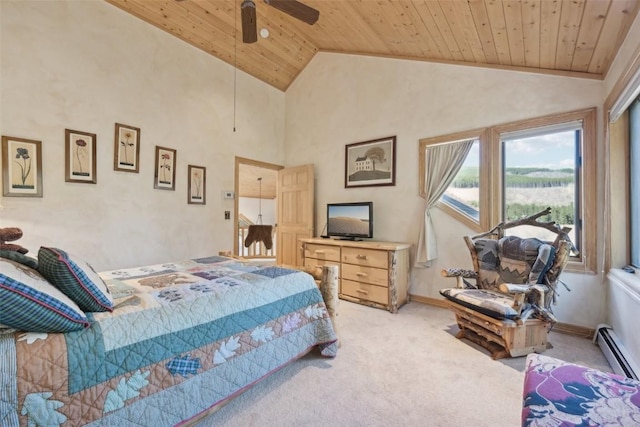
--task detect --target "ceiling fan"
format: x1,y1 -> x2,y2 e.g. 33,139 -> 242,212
241,0 -> 319,44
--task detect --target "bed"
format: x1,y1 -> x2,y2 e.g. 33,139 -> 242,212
0,252 -> 338,426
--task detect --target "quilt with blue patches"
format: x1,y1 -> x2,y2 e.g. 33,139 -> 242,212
0,257 -> 337,426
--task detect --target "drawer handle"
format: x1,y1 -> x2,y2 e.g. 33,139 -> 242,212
356,272 -> 368,277
356,254 -> 368,259
314,250 -> 326,254
356,289 -> 369,295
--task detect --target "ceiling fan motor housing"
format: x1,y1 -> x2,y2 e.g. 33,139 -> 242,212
241,0 -> 258,43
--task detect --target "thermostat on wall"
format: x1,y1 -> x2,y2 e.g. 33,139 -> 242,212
223,191 -> 235,199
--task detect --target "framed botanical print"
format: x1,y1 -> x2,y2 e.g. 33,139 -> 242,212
114,123 -> 140,173
65,129 -> 97,184
154,146 -> 176,190
188,165 -> 206,205
2,136 -> 43,197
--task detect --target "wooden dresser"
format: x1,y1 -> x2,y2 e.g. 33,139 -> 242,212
299,238 -> 411,313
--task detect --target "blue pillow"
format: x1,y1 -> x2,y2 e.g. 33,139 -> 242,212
38,247 -> 113,313
0,258 -> 89,332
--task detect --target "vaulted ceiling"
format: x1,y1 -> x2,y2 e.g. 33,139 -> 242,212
107,0 -> 639,91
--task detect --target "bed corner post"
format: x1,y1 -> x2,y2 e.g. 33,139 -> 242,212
319,265 -> 340,346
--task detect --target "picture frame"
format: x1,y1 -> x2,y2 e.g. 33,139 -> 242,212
113,123 -> 140,173
65,129 -> 97,184
187,165 -> 206,205
345,135 -> 396,188
2,136 -> 43,197
154,146 -> 176,190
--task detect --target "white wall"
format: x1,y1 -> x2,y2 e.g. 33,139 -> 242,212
285,52 -> 606,327
0,1 -> 285,270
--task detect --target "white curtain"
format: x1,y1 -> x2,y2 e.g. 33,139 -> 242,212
416,140 -> 474,267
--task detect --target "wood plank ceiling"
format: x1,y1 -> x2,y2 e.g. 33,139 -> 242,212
239,164 -> 278,199
107,0 -> 639,91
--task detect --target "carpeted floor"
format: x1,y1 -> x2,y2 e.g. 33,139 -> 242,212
196,301 -> 611,427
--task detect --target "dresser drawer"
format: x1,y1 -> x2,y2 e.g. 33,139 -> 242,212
342,247 -> 388,269
304,244 -> 341,262
304,257 -> 340,277
341,279 -> 389,305
341,263 -> 388,287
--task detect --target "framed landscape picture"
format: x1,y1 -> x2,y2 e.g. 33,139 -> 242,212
154,146 -> 176,190
187,165 -> 206,205
2,136 -> 43,197
113,123 -> 140,173
345,136 -> 396,188
65,129 -> 97,184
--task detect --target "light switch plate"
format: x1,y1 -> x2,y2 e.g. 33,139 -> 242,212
223,191 -> 234,199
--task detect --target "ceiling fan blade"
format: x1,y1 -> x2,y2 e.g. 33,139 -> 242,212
241,0 -> 257,43
265,0 -> 319,25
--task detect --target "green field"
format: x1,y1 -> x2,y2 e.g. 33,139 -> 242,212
449,166 -> 576,223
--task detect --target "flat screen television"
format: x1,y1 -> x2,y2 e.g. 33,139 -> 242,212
326,202 -> 373,240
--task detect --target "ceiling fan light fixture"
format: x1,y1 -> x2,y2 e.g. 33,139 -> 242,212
260,28 -> 270,38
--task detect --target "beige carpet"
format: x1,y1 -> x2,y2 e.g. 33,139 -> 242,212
196,301 -> 611,427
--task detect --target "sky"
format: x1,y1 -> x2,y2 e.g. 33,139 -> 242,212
328,204 -> 371,220
463,130 -> 577,169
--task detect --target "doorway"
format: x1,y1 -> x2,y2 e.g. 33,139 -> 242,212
234,157 -> 282,258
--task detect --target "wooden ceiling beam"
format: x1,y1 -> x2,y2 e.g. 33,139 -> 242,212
521,0 -> 541,68
554,0 -> 585,71
539,0 -> 562,70
484,0 -> 512,66
571,0 -> 610,72
503,0 -> 526,67
467,0 -> 499,65
589,0 -> 640,76
451,0 -> 488,63
424,1 -> 466,62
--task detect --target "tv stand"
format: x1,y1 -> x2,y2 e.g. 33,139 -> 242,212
300,238 -> 411,313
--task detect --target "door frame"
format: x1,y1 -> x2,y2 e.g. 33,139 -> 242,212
234,156 -> 283,256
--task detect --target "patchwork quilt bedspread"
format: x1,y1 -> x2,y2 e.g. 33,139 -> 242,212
0,256 -> 338,426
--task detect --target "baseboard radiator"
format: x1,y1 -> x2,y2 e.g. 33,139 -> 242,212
594,269 -> 640,380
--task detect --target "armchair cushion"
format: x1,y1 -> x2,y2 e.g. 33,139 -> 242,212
439,288 -> 519,320
473,236 -> 556,291
498,236 -> 555,285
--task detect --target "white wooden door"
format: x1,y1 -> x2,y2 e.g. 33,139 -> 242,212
276,164 -> 315,266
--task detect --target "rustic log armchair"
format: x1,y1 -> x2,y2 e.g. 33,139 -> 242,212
439,208 -> 573,359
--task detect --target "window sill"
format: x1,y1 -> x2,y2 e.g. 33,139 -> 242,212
564,259 -> 597,275
607,268 -> 640,294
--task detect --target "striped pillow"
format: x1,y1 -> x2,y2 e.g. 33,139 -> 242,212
0,258 -> 89,332
38,247 -> 113,312
0,249 -> 38,269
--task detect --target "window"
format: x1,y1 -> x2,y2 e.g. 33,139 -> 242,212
493,110 -> 596,272
500,124 -> 582,250
630,97 -> 640,268
442,140 -> 480,222
419,108 -> 596,272
419,129 -> 487,232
